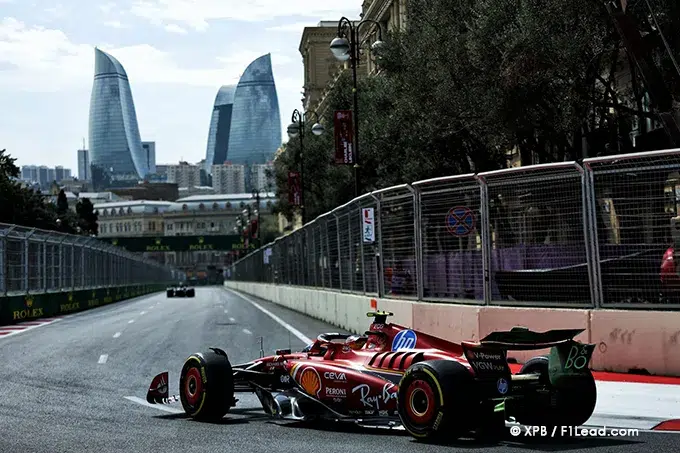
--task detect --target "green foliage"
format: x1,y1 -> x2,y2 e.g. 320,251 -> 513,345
272,0 -> 680,222
0,149 -> 99,235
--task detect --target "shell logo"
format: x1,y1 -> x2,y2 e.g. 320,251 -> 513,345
298,367 -> 321,397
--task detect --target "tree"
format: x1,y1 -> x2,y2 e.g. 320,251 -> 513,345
57,189 -> 69,215
76,198 -> 99,235
271,0 -> 680,222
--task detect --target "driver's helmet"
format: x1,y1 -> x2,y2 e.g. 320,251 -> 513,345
345,334 -> 367,350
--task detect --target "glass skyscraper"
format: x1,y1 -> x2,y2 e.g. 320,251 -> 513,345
204,85 -> 237,174
205,53 -> 281,173
88,48 -> 148,181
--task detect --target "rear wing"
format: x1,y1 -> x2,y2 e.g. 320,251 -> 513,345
475,326 -> 585,351
462,327 -> 595,387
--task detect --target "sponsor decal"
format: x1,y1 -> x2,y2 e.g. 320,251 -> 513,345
471,362 -> 506,372
325,387 -> 346,397
352,383 -> 398,409
13,296 -> 44,321
371,324 -> 385,331
280,375 -> 291,384
323,371 -> 346,381
298,367 -> 322,397
497,377 -> 509,395
88,298 -> 101,308
59,302 -> 80,313
392,329 -> 417,351
473,351 -> 503,361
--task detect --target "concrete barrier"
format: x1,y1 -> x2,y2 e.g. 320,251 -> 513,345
225,281 -> 680,376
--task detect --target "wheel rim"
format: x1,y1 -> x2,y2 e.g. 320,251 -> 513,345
405,379 -> 436,424
184,367 -> 203,406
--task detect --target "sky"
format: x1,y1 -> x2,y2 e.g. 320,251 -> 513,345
0,0 -> 360,176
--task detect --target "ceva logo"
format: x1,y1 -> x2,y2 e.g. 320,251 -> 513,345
392,329 -> 418,351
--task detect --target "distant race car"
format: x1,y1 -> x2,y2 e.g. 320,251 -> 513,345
166,284 -> 195,298
145,311 -> 597,441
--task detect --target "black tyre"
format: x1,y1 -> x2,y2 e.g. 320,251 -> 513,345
397,360 -> 478,441
186,288 -> 195,298
513,356 -> 596,427
166,289 -> 174,297
179,348 -> 234,421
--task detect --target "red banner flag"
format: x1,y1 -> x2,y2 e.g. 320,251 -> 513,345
288,171 -> 301,206
333,110 -> 355,165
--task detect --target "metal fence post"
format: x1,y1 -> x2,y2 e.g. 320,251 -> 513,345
477,176 -> 492,305
370,192 -> 385,298
584,163 -> 604,308
0,229 -> 6,295
23,230 -> 35,294
333,213 -> 343,291
412,185 -> 424,301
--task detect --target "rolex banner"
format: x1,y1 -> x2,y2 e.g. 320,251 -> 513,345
333,110 -> 354,165
288,171 -> 301,206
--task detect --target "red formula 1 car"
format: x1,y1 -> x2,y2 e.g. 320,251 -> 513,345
146,311 -> 597,441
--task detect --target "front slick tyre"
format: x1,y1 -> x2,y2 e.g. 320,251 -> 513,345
398,360 -> 477,442
179,349 -> 234,421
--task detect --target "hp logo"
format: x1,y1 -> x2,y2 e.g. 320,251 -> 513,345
392,330 -> 418,351
497,378 -> 509,395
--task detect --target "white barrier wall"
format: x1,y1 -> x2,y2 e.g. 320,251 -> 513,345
225,282 -> 680,376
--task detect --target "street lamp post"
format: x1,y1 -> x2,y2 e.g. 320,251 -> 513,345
330,17 -> 385,198
287,109 -> 325,225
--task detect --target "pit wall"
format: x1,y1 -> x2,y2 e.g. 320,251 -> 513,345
225,281 -> 680,376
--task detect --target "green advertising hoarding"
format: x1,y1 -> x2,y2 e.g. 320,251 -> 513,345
99,235 -> 257,252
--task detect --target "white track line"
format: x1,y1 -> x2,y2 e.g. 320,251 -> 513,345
124,396 -> 184,414
229,317 -> 235,322
128,320 -> 135,324
243,329 -> 252,335
98,354 -> 108,364
113,332 -> 121,338
225,288 -> 312,344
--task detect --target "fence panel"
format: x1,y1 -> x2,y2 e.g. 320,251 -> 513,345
479,163 -> 592,306
414,174 -> 484,303
585,149 -> 680,308
376,186 -> 418,299
0,222 -> 176,295
356,195 -> 379,295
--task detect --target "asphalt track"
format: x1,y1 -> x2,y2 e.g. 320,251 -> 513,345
0,287 -> 677,453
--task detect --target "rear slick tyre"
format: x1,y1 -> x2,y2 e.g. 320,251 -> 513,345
397,360 -> 477,442
179,349 -> 234,421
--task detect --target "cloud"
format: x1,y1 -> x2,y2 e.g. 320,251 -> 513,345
99,2 -> 117,14
164,23 -> 187,34
0,18 -> 282,92
129,0 -> 358,31
266,22 -> 317,33
104,20 -> 127,28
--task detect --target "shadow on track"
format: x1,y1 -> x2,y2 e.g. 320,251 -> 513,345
152,407 -> 644,451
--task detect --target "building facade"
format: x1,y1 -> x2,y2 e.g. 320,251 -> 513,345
142,141 -> 156,175
360,0 -> 408,74
88,48 -> 148,181
226,54 -> 282,167
299,22 -> 344,113
250,162 -> 274,192
204,85 -> 237,174
94,193 -> 277,270
212,163 -> 246,194
166,162 -> 201,188
77,149 -> 90,181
